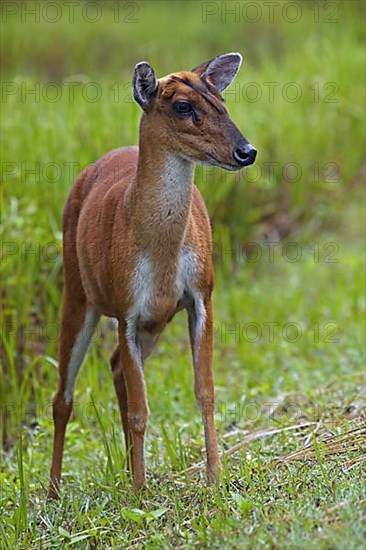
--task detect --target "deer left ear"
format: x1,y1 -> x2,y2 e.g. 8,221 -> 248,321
192,52 -> 242,92
133,61 -> 157,111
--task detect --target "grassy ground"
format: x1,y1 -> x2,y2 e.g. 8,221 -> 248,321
1,195 -> 365,548
1,1 -> 365,548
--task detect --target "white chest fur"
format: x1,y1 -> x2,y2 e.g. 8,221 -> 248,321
126,247 -> 205,364
130,247 -> 198,322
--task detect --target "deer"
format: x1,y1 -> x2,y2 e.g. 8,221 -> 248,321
48,52 -> 257,498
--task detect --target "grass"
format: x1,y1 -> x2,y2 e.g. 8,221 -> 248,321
1,229 -> 365,547
1,1 -> 366,548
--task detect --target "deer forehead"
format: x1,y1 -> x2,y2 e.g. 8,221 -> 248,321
158,71 -> 223,107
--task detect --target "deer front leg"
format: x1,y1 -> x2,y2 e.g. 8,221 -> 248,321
119,321 -> 149,491
110,346 -> 132,469
188,294 -> 222,482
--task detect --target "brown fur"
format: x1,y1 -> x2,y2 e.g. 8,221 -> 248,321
48,61 -> 254,497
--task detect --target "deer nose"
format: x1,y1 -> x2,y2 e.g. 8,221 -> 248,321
233,142 -> 257,167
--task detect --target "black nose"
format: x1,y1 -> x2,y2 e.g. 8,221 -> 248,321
233,142 -> 257,167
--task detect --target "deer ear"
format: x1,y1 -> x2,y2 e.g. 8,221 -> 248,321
192,52 -> 242,92
133,61 -> 157,110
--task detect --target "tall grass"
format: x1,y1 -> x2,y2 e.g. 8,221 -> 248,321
2,1 -> 365,243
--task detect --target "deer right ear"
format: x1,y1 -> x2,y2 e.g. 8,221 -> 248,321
133,61 -> 157,111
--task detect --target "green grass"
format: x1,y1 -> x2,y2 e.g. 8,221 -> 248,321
1,1 -> 365,548
1,216 -> 365,547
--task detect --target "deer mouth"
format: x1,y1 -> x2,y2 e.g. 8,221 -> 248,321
206,153 -> 241,171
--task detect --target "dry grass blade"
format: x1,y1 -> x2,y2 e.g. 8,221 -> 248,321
276,417 -> 366,465
302,420 -> 323,447
343,455 -> 366,470
178,422 -> 316,477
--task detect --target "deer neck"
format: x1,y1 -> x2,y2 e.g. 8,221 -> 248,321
130,123 -> 195,262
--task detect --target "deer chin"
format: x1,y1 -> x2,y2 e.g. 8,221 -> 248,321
173,151 -> 243,172
204,153 -> 242,172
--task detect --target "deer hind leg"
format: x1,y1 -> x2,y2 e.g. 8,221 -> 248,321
188,293 -> 222,483
110,346 -> 131,468
48,298 -> 100,499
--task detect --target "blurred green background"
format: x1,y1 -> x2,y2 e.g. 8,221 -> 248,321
1,1 -> 365,548
2,0 -> 365,245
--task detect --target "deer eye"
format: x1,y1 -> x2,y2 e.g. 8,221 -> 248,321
173,100 -> 193,117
